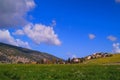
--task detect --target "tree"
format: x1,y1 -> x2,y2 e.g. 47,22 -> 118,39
67,58 -> 71,63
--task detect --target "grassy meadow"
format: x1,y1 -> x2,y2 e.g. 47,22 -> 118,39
0,64 -> 120,80
84,54 -> 120,64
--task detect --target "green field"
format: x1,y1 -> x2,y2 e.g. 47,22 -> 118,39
0,64 -> 120,80
84,54 -> 120,64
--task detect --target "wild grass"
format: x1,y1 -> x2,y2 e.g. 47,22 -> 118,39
0,64 -> 120,80
84,54 -> 120,64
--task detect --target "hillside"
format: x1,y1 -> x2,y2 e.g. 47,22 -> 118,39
0,42 -> 61,64
84,53 -> 120,64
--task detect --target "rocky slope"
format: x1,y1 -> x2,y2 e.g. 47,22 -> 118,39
0,42 -> 61,64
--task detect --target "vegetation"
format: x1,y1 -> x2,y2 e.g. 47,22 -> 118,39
0,42 -> 120,80
0,64 -> 120,80
0,42 -> 119,65
84,53 -> 120,64
0,42 -> 61,64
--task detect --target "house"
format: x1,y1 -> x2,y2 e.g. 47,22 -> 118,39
71,58 -> 81,63
86,56 -> 92,60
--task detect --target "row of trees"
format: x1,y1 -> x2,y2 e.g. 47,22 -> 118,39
36,58 -> 65,64
36,58 -> 85,64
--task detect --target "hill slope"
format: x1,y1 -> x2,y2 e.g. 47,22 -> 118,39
84,54 -> 120,64
0,42 -> 61,63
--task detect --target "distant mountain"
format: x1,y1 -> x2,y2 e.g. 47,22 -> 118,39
0,42 -> 62,64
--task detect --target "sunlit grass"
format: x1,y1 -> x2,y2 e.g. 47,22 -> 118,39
84,54 -> 120,64
0,64 -> 120,80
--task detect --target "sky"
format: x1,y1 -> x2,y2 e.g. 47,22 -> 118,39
0,0 -> 120,59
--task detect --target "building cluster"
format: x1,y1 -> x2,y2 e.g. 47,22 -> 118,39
85,52 -> 112,60
66,52 -> 113,64
0,52 -> 113,64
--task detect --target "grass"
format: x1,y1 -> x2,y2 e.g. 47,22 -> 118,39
0,64 -> 120,80
84,54 -> 120,64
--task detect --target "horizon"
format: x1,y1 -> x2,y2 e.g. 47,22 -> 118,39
0,0 -> 120,59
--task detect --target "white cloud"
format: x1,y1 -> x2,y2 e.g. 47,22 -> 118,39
107,35 -> 117,41
51,20 -> 56,27
0,30 -> 16,45
13,30 -> 24,35
0,0 -> 35,27
66,52 -> 77,58
0,29 -> 30,48
16,39 -> 30,48
26,0 -> 36,9
72,54 -> 77,58
113,43 -> 120,53
115,0 -> 120,2
14,23 -> 61,46
88,34 -> 96,40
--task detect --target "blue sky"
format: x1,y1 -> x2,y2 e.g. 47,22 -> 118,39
0,0 -> 120,59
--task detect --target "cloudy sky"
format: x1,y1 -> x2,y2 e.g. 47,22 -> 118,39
0,0 -> 120,59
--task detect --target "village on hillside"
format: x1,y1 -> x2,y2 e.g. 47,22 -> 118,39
37,52 -> 113,64
67,52 -> 112,64
0,52 -> 113,64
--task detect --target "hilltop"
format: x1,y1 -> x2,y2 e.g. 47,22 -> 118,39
67,52 -> 120,65
0,42 -> 120,64
0,42 -> 61,64
84,53 -> 120,64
